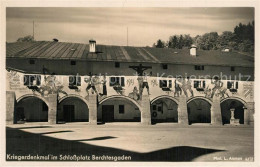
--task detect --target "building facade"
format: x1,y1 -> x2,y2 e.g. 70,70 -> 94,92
6,40 -> 254,125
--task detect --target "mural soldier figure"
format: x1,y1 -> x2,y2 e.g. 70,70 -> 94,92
211,76 -> 229,98
181,77 -> 194,97
85,73 -> 99,96
174,77 -> 182,97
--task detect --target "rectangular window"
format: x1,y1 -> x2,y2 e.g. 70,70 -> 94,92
159,80 -> 168,88
231,66 -> 235,71
24,75 -> 41,86
152,105 -> 156,110
71,60 -> 76,65
227,81 -> 238,89
162,64 -> 168,69
110,77 -> 125,87
194,80 -> 206,88
195,65 -> 204,70
115,62 -> 120,68
119,105 -> 124,114
29,59 -> 35,64
69,75 -> 81,86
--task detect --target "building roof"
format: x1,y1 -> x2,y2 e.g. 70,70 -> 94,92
6,41 -> 254,67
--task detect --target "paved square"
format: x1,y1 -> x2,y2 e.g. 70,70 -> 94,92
6,123 -> 254,161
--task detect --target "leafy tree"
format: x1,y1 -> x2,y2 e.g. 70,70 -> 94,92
153,39 -> 165,48
17,35 -> 35,42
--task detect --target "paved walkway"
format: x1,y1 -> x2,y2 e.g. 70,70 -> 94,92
6,123 -> 254,162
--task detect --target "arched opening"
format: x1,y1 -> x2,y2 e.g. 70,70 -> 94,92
58,97 -> 89,123
15,96 -> 48,123
221,99 -> 245,125
151,97 -> 178,124
98,97 -> 141,123
187,98 -> 211,124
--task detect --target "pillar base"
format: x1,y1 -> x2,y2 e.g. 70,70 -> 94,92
141,95 -> 151,125
178,95 -> 188,125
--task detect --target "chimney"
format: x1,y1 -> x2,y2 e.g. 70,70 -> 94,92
89,39 -> 96,53
190,44 -> 197,57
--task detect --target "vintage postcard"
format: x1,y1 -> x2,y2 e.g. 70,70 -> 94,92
0,0 -> 259,166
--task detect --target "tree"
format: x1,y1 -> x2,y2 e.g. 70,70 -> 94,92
153,39 -> 165,48
17,35 -> 35,42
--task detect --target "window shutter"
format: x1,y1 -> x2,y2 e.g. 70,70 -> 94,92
159,80 -> 163,88
203,81 -> 206,88
24,75 -> 29,86
236,82 -> 238,89
227,82 -> 232,89
194,81 -> 198,88
169,80 -> 172,88
110,77 -> 115,86
77,76 -> 81,86
36,75 -> 41,86
121,77 -> 125,87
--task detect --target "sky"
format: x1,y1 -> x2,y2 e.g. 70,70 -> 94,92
6,7 -> 254,47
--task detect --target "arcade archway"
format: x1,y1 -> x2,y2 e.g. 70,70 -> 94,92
150,97 -> 178,124
98,96 -> 141,123
221,98 -> 245,125
15,96 -> 49,123
187,98 -> 211,124
58,96 -> 89,123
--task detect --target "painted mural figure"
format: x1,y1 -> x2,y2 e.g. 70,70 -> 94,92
85,74 -> 99,96
211,76 -> 229,98
129,64 -> 152,98
140,73 -> 150,95
204,86 -> 212,98
174,77 -> 182,97
99,75 -> 107,96
181,77 -> 194,97
128,86 -> 140,101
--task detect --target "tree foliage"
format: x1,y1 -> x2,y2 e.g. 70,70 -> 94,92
153,21 -> 254,53
17,35 -> 35,42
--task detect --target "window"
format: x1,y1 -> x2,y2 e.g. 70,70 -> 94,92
24,75 -> 41,86
194,80 -> 206,88
29,59 -> 35,64
162,64 -> 168,69
227,81 -> 238,89
159,80 -> 172,88
69,75 -> 81,86
231,66 -> 235,71
195,65 -> 204,70
152,105 -> 156,110
42,102 -> 48,111
115,62 -> 120,68
70,60 -> 76,65
109,77 -> 125,87
119,105 -> 124,114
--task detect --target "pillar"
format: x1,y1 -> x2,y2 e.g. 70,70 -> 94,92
178,95 -> 188,125
247,102 -> 254,126
88,94 -> 97,125
46,94 -> 57,124
244,107 -> 249,125
6,91 -> 16,125
211,96 -> 222,125
141,95 -> 151,125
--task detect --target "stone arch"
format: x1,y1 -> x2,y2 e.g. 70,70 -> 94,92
150,95 -> 179,124
58,94 -> 90,123
220,97 -> 247,108
187,96 -> 212,124
16,94 -> 50,123
220,97 -> 247,125
98,95 -> 142,123
17,94 -> 50,108
187,96 -> 213,105
99,95 -> 142,112
151,95 -> 179,105
59,94 -> 90,107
